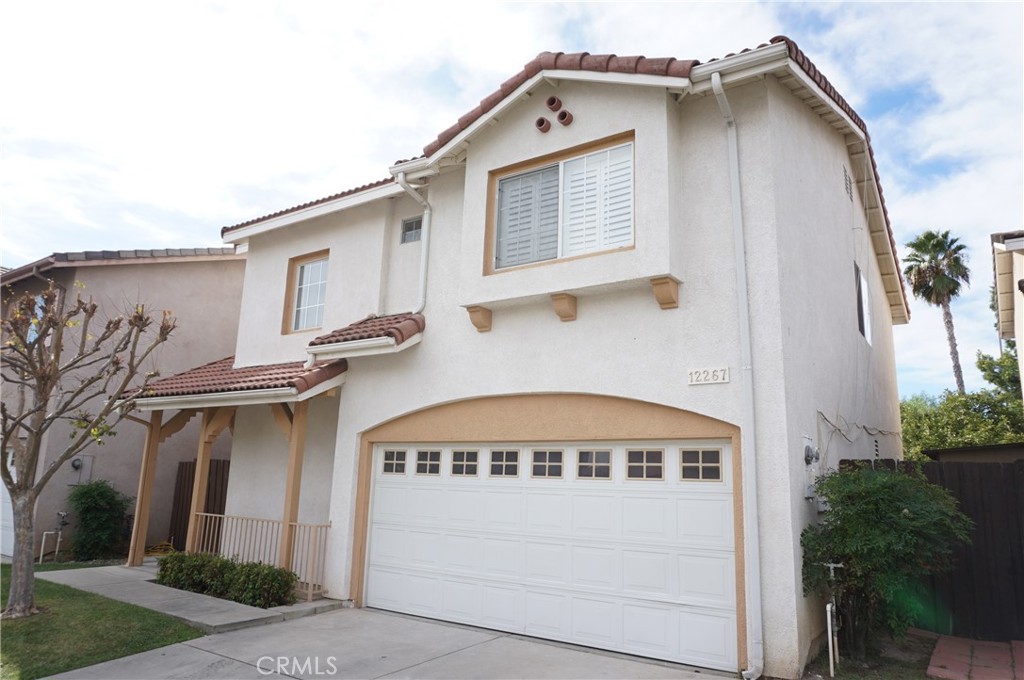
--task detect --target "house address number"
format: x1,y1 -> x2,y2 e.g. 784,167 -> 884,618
688,367 -> 730,385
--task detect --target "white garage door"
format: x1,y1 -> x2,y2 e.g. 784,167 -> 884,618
365,440 -> 737,671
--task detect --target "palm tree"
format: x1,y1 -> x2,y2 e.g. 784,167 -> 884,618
903,230 -> 971,394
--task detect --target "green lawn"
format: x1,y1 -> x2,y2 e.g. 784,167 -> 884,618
1,563 -> 204,680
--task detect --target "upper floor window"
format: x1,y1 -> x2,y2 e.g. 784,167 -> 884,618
855,263 -> 871,344
491,135 -> 634,271
284,250 -> 329,333
401,216 -> 423,244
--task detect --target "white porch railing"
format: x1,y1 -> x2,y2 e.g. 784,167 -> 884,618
192,512 -> 330,602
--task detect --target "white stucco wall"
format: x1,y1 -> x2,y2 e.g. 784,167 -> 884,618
222,74 -> 902,680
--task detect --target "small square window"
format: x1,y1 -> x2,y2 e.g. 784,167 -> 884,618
401,216 -> 423,244
577,450 -> 611,479
416,450 -> 441,475
626,449 -> 663,480
383,450 -> 406,474
531,450 -> 563,478
681,449 -> 722,481
452,450 -> 478,477
490,450 -> 519,477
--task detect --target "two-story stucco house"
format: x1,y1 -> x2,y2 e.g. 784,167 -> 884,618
0,249 -> 244,558
127,37 -> 908,679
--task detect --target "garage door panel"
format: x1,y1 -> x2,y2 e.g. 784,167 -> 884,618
443,534 -> 482,572
367,441 -> 737,672
443,489 -> 484,527
482,537 -> 520,578
571,545 -> 618,590
571,494 -> 619,537
481,584 -> 521,629
525,492 -> 570,533
621,548 -> 674,599
679,609 -> 738,669
621,495 -> 673,540
525,541 -> 569,585
571,596 -> 620,646
676,497 -> 734,548
525,591 -> 570,636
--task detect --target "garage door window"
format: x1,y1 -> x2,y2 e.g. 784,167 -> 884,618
382,450 -> 406,474
416,450 -> 441,475
531,450 -> 563,478
626,449 -> 663,479
681,449 -> 722,481
490,450 -> 519,477
451,450 -> 479,477
577,449 -> 611,479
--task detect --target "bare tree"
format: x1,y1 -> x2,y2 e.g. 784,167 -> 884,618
1,281 -> 175,619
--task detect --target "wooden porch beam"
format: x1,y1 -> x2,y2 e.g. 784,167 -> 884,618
127,410 -> 163,566
184,407 -> 232,553
270,402 -> 293,438
278,399 -> 309,568
158,408 -> 199,444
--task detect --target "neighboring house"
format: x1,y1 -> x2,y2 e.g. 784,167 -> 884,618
0,249 -> 245,558
992,230 -> 1024,396
127,37 -> 908,679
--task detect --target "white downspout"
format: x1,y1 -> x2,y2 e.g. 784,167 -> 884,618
395,172 -> 432,314
711,71 -> 765,680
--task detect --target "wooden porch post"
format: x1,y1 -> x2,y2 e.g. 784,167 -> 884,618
184,406 -> 234,553
278,399 -> 309,569
127,410 -> 163,566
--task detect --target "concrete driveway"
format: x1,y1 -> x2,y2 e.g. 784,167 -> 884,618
50,607 -> 723,679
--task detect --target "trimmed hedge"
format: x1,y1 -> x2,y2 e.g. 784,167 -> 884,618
157,552 -> 297,608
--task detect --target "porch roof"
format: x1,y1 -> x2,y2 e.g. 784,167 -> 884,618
130,356 -> 348,410
306,312 -> 425,360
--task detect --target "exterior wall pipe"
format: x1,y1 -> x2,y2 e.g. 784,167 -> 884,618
711,70 -> 765,680
396,171 -> 432,315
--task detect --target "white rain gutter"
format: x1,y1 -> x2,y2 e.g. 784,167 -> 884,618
711,70 -> 765,680
306,333 -> 422,362
129,373 -> 346,411
395,172 -> 432,314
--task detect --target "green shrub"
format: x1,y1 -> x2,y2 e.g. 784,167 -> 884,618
157,552 -> 296,608
227,561 -> 297,608
67,480 -> 133,560
801,463 -> 972,660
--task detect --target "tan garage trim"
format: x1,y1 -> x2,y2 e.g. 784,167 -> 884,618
350,393 -> 746,669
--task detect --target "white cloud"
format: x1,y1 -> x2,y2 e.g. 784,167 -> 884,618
1,1 -> 1020,398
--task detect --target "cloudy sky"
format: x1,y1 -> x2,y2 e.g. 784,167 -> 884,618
1,2 -> 1021,397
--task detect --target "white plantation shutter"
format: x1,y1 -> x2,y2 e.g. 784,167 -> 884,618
496,166 -> 559,268
561,144 -> 633,258
494,142 -> 632,268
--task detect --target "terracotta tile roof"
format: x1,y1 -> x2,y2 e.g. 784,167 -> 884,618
308,313 -> 426,348
133,356 -> 348,400
421,51 -> 699,158
2,248 -> 239,285
222,177 -> 395,236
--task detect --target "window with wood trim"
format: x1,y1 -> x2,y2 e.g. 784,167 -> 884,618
416,450 -> 441,475
284,251 -> 329,333
382,450 -> 406,474
626,449 -> 663,480
489,450 -> 519,477
490,134 -> 634,271
680,449 -> 722,481
531,450 -> 563,478
577,449 -> 611,479
451,450 -> 479,476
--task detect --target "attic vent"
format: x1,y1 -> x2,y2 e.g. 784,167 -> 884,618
843,166 -> 853,202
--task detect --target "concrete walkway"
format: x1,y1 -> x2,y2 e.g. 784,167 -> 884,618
35,562 -> 343,634
48,607 -> 717,679
38,563 -> 726,679
927,634 -> 1023,680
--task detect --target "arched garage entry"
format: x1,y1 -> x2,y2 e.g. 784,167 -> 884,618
350,393 -> 747,672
